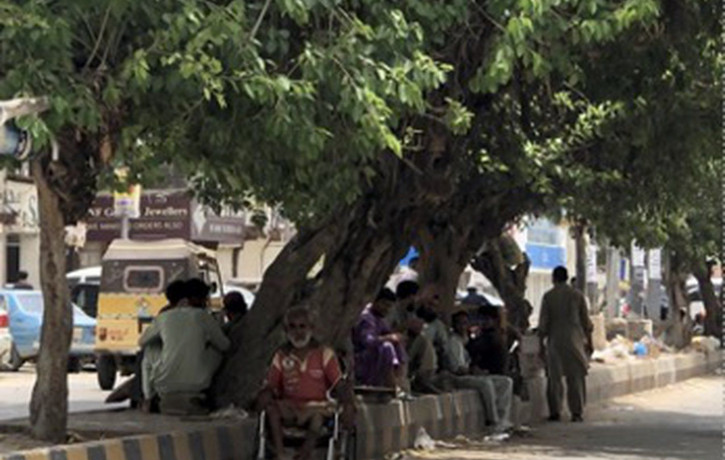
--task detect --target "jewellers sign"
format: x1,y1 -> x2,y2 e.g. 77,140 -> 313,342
86,190 -> 244,244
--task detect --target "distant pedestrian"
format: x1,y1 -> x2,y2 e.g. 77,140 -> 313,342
539,266 -> 593,422
222,291 -> 248,334
461,286 -> 489,307
13,271 -> 33,290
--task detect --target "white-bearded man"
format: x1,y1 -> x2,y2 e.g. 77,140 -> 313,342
258,307 -> 355,460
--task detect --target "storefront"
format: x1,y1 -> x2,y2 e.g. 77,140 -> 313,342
79,189 -> 247,282
0,173 -> 40,287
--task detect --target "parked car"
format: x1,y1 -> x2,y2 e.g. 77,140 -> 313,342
0,308 -> 11,370
66,266 -> 101,318
66,266 -> 102,288
71,282 -> 100,318
0,290 -> 96,371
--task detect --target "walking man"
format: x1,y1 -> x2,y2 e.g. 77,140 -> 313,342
539,266 -> 593,422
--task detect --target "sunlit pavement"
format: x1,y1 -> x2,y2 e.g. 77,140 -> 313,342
0,367 -> 125,421
398,375 -> 723,460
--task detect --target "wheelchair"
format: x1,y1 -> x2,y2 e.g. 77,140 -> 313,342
256,399 -> 355,460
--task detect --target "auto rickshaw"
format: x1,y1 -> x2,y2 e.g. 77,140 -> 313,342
94,238 -> 223,390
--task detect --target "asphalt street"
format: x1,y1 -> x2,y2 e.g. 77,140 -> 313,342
399,375 -> 724,460
0,367 -> 123,421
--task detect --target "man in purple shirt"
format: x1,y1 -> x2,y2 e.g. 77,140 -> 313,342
353,288 -> 406,390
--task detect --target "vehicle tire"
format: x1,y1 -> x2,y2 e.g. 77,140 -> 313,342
2,343 -> 24,372
97,355 -> 117,390
67,357 -> 82,373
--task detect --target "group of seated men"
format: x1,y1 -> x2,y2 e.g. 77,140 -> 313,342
352,282 -> 515,432
138,276 -> 514,458
138,278 -> 247,414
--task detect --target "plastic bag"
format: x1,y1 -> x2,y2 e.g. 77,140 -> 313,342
413,427 -> 436,450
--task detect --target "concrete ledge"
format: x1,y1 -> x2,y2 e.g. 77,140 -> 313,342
0,421 -> 256,460
525,350 -> 720,421
1,351 -> 719,460
356,390 -> 483,459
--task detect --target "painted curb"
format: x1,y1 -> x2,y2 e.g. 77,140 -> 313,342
1,351 -> 719,460
0,423 -> 255,460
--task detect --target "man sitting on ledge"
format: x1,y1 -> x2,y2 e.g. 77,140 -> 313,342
259,307 -> 355,460
139,278 -> 229,415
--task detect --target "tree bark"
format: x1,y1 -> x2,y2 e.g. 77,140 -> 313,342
212,219 -> 341,408
416,184 -> 539,322
662,253 -> 691,349
214,146 -> 451,407
693,262 -> 722,341
29,159 -> 72,443
471,235 -> 533,333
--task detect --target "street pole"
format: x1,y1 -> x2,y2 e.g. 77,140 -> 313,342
121,215 -> 130,239
645,248 -> 663,323
605,245 -> 621,319
630,242 -> 647,317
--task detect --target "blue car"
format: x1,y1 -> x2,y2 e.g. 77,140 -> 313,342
0,290 -> 96,371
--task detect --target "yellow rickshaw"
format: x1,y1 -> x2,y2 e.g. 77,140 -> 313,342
94,238 -> 222,390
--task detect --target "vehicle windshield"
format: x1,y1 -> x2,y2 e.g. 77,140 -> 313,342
15,293 -> 44,315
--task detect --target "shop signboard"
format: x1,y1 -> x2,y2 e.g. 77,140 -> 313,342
85,189 -> 244,244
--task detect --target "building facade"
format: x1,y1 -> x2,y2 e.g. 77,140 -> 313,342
0,171 -> 40,287
77,189 -> 294,285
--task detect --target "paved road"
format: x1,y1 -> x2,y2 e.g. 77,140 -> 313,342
400,375 -> 723,460
0,367 -> 124,421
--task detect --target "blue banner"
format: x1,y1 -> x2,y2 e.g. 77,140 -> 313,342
526,243 -> 566,270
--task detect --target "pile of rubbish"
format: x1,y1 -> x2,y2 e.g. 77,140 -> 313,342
690,336 -> 720,354
591,334 -> 674,363
592,330 -> 720,364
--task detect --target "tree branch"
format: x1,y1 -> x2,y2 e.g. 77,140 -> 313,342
249,0 -> 273,42
82,5 -> 112,73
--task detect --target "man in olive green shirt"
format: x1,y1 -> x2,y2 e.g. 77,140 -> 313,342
139,279 -> 229,414
538,266 -> 593,422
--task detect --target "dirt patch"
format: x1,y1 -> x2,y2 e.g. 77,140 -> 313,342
0,426 -> 111,455
0,428 -> 50,455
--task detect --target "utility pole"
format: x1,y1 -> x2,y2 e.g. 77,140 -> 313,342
644,248 -> 663,323
629,242 -> 647,317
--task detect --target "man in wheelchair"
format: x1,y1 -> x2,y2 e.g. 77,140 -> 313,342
258,307 -> 355,460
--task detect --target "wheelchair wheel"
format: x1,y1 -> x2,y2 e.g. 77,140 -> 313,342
333,431 -> 356,460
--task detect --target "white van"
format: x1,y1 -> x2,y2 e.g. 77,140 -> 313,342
66,266 -> 102,287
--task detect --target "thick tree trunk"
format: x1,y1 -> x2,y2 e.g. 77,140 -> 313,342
29,160 -> 72,443
417,215 -> 480,315
416,186 -> 538,320
212,220 -> 342,408
213,206 -> 420,408
214,146 -> 450,407
662,253 -> 691,349
472,235 -> 532,332
693,262 -> 722,341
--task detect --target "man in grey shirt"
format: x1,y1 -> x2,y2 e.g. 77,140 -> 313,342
139,278 -> 230,415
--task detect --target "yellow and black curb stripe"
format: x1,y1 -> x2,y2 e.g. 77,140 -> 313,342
355,391 -> 484,459
2,354 -> 717,460
0,424 -> 254,460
